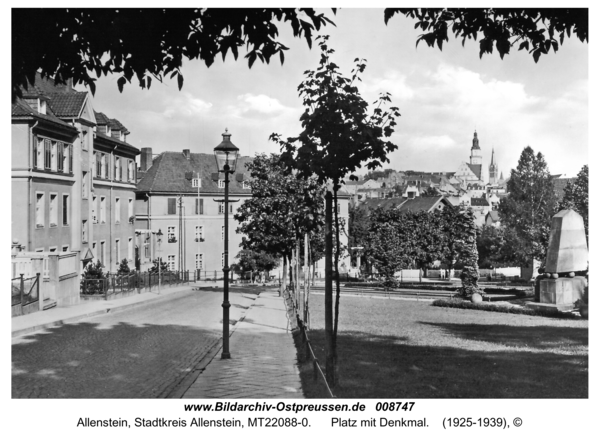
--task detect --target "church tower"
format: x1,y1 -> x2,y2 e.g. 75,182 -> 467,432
470,130 -> 483,165
489,147 -> 499,185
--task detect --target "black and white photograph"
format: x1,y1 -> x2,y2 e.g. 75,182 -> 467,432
8,3 -> 594,436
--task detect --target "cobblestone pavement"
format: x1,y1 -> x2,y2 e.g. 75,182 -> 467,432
182,290 -> 304,399
11,288 -> 256,398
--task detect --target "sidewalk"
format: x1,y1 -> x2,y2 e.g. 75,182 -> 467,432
181,289 -> 304,399
11,282 -> 204,338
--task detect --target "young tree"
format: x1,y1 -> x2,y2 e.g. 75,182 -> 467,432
271,36 -> 400,386
116,258 -> 132,275
149,258 -> 169,274
497,146 -> 557,270
453,208 -> 481,297
558,164 -> 588,240
235,249 -> 279,283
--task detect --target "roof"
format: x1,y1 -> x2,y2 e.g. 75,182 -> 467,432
94,111 -> 130,134
470,197 -> 490,206
360,198 -> 406,211
136,152 -> 254,194
94,132 -> 139,155
466,163 -> 483,180
47,92 -> 88,118
11,98 -> 78,130
486,210 -> 500,222
397,196 -> 449,213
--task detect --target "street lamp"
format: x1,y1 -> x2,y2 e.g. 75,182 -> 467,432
214,128 -> 239,360
156,229 -> 163,293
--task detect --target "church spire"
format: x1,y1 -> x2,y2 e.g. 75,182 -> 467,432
472,130 -> 480,150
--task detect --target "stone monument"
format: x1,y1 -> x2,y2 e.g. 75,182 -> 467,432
529,209 -> 588,312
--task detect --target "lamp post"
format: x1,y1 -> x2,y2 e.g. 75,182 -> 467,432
156,229 -> 163,293
214,128 -> 239,360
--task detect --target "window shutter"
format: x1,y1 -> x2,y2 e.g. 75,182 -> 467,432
68,145 -> 73,173
211,172 -> 219,181
168,198 -> 176,214
235,173 -> 243,182
33,138 -> 38,168
58,143 -> 64,172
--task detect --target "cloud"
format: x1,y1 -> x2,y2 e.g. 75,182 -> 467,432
234,93 -> 287,115
162,92 -> 213,118
362,70 -> 415,101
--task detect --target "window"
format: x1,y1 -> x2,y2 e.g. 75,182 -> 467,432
82,171 -> 88,198
128,238 -> 133,260
101,154 -> 107,178
39,100 -> 47,115
115,157 -> 121,181
115,239 -> 121,264
167,255 -> 176,271
82,130 -> 88,151
167,198 -> 177,215
82,220 -> 88,243
115,198 -> 121,224
35,193 -> 45,227
218,202 -> 233,214
167,226 -> 176,243
62,195 -> 70,226
44,139 -> 51,169
50,141 -> 57,171
100,241 -> 106,265
195,254 -> 203,270
128,199 -> 134,223
92,195 -> 97,224
57,143 -> 64,172
93,152 -> 97,177
195,198 -> 204,214
92,242 -> 97,258
97,153 -> 103,178
62,245 -> 69,252
49,194 -> 57,227
192,178 -> 201,188
242,181 -> 250,189
65,144 -> 72,173
35,138 -> 44,170
195,226 -> 204,241
218,179 -> 225,189
49,247 -> 57,253
100,197 -> 106,223
337,203 -> 341,213
128,160 -> 134,181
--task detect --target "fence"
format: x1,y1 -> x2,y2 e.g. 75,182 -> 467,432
11,273 -> 41,317
80,270 -> 191,299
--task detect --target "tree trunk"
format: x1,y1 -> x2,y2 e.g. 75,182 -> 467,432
333,189 -> 342,366
324,191 -> 335,387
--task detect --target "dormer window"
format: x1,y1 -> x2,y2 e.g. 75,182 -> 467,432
120,131 -> 125,142
242,181 -> 250,190
218,180 -> 225,189
106,126 -> 111,136
38,99 -> 46,115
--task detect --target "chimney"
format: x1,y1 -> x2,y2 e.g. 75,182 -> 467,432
183,149 -> 190,159
141,147 -> 153,171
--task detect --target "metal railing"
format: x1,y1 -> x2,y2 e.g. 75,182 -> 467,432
80,270 -> 191,299
11,273 -> 40,315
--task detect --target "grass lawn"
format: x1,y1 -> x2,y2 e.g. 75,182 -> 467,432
296,295 -> 588,398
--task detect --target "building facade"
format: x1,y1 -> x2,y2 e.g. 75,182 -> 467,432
11,73 -> 140,293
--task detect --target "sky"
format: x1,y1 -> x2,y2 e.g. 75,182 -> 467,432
76,8 -> 588,179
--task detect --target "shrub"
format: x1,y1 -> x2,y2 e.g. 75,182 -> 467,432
431,298 -> 580,319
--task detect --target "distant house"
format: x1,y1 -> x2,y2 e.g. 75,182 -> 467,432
485,210 -> 501,227
470,197 -> 491,226
360,196 -> 452,214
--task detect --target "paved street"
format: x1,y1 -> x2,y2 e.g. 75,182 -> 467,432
12,287 -> 257,398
